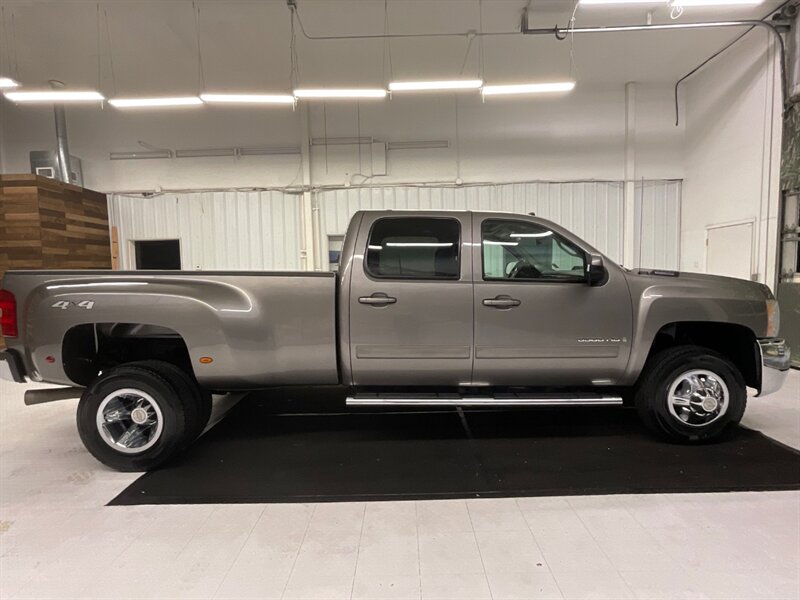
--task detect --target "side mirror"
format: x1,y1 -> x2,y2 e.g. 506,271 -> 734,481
586,253 -> 605,286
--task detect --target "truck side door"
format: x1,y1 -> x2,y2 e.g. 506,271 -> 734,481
346,213 -> 473,387
472,215 -> 633,387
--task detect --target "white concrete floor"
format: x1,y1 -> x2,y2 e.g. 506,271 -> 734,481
1,372 -> 798,600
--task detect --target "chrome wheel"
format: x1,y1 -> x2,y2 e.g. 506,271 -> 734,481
667,369 -> 729,427
96,388 -> 164,454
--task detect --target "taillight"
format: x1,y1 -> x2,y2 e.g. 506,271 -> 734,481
0,289 -> 18,338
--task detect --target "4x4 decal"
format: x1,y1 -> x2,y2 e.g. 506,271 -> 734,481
51,300 -> 95,310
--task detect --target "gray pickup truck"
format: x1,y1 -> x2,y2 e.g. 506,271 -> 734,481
0,210 -> 791,471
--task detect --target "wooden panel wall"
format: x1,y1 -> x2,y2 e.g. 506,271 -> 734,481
0,175 -> 43,273
0,174 -> 112,279
0,174 -> 111,347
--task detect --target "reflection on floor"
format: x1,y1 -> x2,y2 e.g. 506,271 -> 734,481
1,371 -> 798,599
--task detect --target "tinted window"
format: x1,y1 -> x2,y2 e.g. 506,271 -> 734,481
482,220 -> 585,282
366,217 -> 460,280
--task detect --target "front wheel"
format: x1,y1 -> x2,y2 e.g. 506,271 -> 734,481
635,345 -> 747,443
77,363 -> 192,471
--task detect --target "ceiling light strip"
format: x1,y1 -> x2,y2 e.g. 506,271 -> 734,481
579,0 -> 665,4
0,77 -> 19,89
4,91 -> 104,102
671,0 -> 763,5
294,88 -> 387,99
109,97 -> 203,108
481,82 -> 576,96
389,80 -> 483,92
200,93 -> 295,104
581,0 -> 762,3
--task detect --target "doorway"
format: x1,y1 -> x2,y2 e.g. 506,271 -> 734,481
134,239 -> 181,270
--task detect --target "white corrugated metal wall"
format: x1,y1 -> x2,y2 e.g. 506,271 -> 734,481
109,191 -> 303,270
109,180 -> 680,271
634,180 -> 682,271
319,180 -> 680,269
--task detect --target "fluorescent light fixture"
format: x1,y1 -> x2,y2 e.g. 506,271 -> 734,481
0,77 -> 19,89
670,0 -> 763,5
580,0 -> 664,4
389,79 -> 483,92
563,21 -> 743,33
4,90 -> 104,102
200,93 -> 295,104
109,96 -> 203,108
294,88 -> 387,99
482,82 -> 575,96
484,240 -> 519,246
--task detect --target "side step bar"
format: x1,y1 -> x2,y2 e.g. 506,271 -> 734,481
346,395 -> 623,407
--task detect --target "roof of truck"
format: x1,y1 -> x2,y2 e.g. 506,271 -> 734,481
355,209 -> 539,217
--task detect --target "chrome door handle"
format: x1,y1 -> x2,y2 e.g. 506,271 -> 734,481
483,296 -> 521,308
359,293 -> 397,306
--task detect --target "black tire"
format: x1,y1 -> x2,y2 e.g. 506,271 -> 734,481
127,360 -> 212,443
77,364 -> 191,471
634,345 -> 747,443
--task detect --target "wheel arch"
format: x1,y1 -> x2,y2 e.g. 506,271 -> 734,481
639,321 -> 759,389
62,322 -> 195,387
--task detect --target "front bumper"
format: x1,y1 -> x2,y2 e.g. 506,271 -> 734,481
757,338 -> 791,397
0,349 -> 27,384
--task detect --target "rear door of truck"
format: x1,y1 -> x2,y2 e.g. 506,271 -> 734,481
346,212 -> 473,387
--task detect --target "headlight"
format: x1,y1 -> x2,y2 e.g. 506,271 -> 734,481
766,299 -> 780,337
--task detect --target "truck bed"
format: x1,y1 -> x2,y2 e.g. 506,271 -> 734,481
1,270 -> 339,389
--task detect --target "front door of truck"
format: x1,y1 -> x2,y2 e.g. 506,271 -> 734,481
347,213 -> 473,387
471,215 -> 633,387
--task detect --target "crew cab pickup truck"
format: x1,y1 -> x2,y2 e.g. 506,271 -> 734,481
0,210 -> 791,471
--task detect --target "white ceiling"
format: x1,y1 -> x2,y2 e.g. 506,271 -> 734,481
0,0 -> 789,96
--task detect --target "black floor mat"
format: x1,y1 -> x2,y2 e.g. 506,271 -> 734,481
109,387 -> 800,505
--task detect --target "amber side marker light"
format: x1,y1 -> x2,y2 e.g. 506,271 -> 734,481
199,357 -> 214,364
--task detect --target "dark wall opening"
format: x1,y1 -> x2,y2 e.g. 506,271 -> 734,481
134,239 -> 181,270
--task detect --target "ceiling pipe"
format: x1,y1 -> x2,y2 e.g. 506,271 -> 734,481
289,0 -> 517,40
520,15 -> 790,126
49,80 -> 72,184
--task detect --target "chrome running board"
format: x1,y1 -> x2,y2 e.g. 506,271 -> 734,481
346,395 -> 622,407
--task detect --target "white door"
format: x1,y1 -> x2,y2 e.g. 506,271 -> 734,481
706,222 -> 753,281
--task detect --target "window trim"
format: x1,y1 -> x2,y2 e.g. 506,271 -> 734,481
363,216 -> 462,282
480,218 -> 587,284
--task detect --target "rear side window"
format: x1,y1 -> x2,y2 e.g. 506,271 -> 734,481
365,217 -> 460,280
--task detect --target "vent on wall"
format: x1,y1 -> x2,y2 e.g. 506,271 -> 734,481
30,150 -> 83,186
